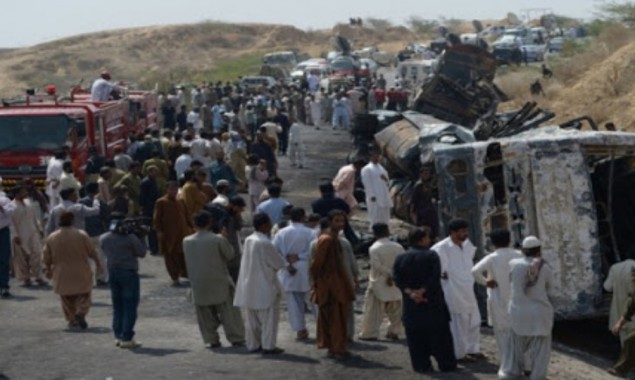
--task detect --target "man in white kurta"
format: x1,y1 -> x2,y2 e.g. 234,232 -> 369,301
10,185 -> 46,286
431,218 -> 482,360
507,236 -> 554,380
46,153 -> 65,209
332,159 -> 365,213
272,207 -> 314,340
359,223 -> 405,340
604,258 -> 635,345
234,213 -> 286,353
360,151 -> 392,231
471,229 -> 522,377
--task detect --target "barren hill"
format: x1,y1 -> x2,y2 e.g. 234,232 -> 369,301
0,22 -> 414,95
496,26 -> 635,131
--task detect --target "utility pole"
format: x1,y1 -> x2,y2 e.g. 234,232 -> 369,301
520,8 -> 554,24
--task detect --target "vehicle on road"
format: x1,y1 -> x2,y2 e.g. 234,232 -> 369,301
547,37 -> 565,53
0,95 -> 130,189
521,44 -> 546,62
239,76 -> 277,90
396,60 -> 437,88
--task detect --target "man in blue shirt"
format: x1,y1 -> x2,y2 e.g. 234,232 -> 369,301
256,185 -> 290,225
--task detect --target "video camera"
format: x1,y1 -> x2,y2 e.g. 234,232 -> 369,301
109,217 -> 152,237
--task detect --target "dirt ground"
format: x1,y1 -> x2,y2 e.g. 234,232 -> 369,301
0,124 -> 624,380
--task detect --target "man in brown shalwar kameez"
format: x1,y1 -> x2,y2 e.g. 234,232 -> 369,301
310,209 -> 355,359
43,211 -> 101,329
154,181 -> 193,286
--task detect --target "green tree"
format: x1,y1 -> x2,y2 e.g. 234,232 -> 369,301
596,1 -> 635,25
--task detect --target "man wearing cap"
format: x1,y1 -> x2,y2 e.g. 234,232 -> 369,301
431,218 -> 483,362
361,149 -> 392,231
273,207 -> 314,340
91,70 -> 120,102
472,229 -> 522,377
506,236 -> 554,380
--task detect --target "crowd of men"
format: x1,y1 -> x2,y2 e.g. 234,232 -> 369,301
0,72 -> 633,379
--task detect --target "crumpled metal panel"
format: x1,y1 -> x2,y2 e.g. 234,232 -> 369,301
437,44 -> 497,85
527,140 -> 601,319
375,119 -> 421,177
434,144 -> 484,255
434,132 -> 605,319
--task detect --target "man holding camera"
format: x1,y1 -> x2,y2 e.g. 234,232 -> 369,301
100,213 -> 147,349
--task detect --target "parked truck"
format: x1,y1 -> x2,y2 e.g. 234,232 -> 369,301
0,95 -> 131,190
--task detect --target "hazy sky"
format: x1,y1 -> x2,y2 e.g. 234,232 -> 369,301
1,0 -> 600,48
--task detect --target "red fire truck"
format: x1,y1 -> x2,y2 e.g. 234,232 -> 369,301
0,95 -> 130,189
70,87 -> 158,136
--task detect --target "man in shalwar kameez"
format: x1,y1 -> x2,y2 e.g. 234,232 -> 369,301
154,181 -> 193,286
183,211 -> 245,348
359,223 -> 404,341
471,229 -> 522,377
310,210 -> 355,359
332,159 -> 365,213
361,150 -> 392,231
506,236 -> 554,380
234,213 -> 286,354
45,151 -> 66,209
43,211 -> 101,329
10,184 -> 47,286
273,207 -> 314,340
431,218 -> 484,361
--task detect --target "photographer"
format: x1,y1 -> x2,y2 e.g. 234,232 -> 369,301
99,213 -> 147,349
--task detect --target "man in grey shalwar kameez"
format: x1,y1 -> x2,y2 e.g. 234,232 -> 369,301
504,236 -> 554,380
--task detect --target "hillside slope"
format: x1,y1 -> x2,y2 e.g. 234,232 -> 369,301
497,28 -> 635,131
0,22 -> 415,95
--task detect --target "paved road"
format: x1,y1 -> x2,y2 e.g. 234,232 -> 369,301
0,124 -> 617,380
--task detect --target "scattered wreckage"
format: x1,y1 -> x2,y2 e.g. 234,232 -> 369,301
353,44 -> 629,319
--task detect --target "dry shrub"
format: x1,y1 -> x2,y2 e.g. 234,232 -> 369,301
544,80 -> 564,100
596,24 -> 635,52
551,24 -> 635,85
587,101 -> 614,125
495,69 -> 542,100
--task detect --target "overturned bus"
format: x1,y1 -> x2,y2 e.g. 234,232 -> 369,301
379,119 -> 633,319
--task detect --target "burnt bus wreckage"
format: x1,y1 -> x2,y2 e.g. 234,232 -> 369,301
353,44 -> 633,319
